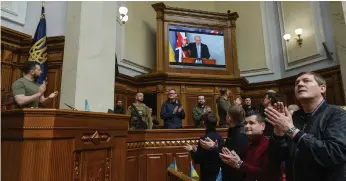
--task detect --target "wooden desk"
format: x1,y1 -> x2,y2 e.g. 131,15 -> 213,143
181,58 -> 216,65
1,109 -> 129,181
126,129 -> 228,181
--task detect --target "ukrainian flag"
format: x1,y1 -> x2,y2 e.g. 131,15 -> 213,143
169,31 -> 177,62
28,2 -> 47,84
167,159 -> 178,171
189,161 -> 199,179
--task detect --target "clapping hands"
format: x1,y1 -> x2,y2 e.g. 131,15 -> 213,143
199,137 -> 218,150
219,147 -> 241,168
183,144 -> 197,152
264,102 -> 294,135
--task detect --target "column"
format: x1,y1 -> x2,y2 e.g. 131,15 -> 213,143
59,1 -> 118,112
341,2 -> 346,102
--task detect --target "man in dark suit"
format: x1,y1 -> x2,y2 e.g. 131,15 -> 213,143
182,36 -> 210,59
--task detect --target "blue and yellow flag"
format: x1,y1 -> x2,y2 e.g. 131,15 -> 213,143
189,161 -> 199,179
167,159 -> 177,171
216,168 -> 222,181
28,2 -> 47,84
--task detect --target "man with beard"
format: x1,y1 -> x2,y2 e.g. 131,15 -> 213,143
192,95 -> 212,128
114,100 -> 124,114
160,89 -> 185,129
265,72 -> 346,181
242,96 -> 257,116
12,61 -> 58,108
127,92 -> 152,129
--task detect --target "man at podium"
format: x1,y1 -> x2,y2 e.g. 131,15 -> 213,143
12,61 -> 58,108
182,36 -> 210,59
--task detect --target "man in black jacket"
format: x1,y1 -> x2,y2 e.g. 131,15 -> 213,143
160,89 -> 185,129
265,72 -> 346,181
182,36 -> 210,59
200,105 -> 249,181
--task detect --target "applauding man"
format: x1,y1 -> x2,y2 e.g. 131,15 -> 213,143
160,89 -> 185,129
12,61 -> 58,108
219,113 -> 281,181
265,72 -> 346,181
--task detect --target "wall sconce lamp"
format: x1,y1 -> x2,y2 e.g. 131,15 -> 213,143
283,28 -> 303,47
117,6 -> 129,26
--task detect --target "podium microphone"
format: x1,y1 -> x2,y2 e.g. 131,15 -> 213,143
64,103 -> 77,110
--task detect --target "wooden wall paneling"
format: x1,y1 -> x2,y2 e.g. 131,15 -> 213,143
138,154 -> 146,181
186,95 -> 198,126
175,153 -> 190,176
147,154 -> 165,181
180,85 -> 187,126
156,84 -> 166,126
77,149 -> 111,181
127,156 -> 139,181
1,64 -> 13,92
1,139 -> 74,181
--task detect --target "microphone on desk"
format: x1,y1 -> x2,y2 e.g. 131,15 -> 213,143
64,103 -> 77,110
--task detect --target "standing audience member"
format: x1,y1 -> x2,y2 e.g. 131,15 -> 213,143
199,105 -> 249,181
184,113 -> 224,181
160,89 -> 185,129
192,95 -> 212,128
127,92 -> 152,129
221,105 -> 249,181
265,72 -> 346,181
216,88 -> 231,128
262,92 -> 281,136
242,96 -> 257,116
114,100 -> 124,114
220,113 -> 281,181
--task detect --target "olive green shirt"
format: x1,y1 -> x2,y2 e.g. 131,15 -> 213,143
192,105 -> 212,127
12,77 -> 40,108
127,103 -> 152,129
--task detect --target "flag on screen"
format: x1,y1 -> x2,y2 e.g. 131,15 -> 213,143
169,31 -> 177,62
175,32 -> 189,62
28,2 -> 47,84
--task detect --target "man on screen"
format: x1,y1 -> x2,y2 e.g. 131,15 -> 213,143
182,36 -> 210,59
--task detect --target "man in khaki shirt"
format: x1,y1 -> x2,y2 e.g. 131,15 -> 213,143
12,61 -> 58,108
127,92 -> 152,129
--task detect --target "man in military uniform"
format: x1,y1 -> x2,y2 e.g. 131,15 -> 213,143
127,92 -> 152,130
12,61 -> 58,108
216,88 -> 231,128
192,95 -> 212,128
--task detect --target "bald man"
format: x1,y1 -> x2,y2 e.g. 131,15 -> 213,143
127,92 -> 152,129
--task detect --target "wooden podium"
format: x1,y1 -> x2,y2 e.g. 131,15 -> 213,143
1,109 -> 130,181
181,58 -> 216,65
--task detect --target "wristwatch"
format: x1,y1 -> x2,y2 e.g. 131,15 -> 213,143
285,126 -> 298,137
236,160 -> 243,169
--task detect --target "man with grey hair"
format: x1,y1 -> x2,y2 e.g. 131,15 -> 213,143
182,35 -> 210,59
